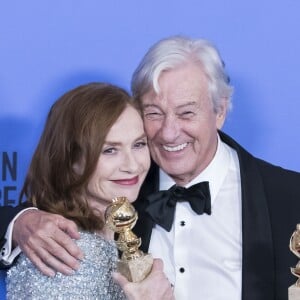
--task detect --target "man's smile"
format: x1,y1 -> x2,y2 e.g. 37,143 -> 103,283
162,142 -> 188,152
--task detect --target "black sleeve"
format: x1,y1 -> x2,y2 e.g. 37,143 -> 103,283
0,205 -> 27,255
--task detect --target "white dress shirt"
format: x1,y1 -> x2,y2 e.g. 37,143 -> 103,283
148,136 -> 242,300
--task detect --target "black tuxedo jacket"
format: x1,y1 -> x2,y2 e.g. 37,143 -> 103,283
133,131 -> 300,300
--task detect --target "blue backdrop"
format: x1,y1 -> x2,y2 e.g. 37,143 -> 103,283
1,0 -> 300,295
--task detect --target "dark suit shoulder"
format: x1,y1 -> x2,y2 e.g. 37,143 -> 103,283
0,205 -> 26,268
255,157 -> 300,197
0,205 -> 26,239
220,131 -> 300,298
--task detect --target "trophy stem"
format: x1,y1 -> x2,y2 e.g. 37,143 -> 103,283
116,228 -> 143,260
105,197 -> 153,282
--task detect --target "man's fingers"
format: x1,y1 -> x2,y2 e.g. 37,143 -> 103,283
22,234 -> 80,276
23,216 -> 84,263
38,243 -> 79,275
31,229 -> 82,274
25,250 -> 57,277
52,225 -> 84,260
56,217 -> 81,240
13,210 -> 84,275
151,258 -> 164,272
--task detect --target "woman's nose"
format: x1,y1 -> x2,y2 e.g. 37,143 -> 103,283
119,151 -> 139,173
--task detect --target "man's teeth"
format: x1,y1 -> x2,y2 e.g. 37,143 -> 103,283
163,143 -> 188,152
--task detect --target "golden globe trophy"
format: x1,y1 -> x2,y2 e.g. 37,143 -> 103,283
105,197 -> 153,282
289,224 -> 300,299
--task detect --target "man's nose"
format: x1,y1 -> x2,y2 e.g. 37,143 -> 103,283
159,114 -> 180,142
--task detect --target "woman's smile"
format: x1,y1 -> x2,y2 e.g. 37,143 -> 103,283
111,176 -> 139,185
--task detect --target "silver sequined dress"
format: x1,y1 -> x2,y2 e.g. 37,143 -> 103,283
6,232 -> 127,300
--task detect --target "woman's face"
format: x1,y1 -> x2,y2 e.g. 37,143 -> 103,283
87,105 -> 150,212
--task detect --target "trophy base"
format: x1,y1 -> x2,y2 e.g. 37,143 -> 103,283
117,254 -> 153,282
289,284 -> 300,300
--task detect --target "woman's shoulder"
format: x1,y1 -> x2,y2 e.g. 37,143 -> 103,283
76,231 -> 118,265
6,232 -> 125,300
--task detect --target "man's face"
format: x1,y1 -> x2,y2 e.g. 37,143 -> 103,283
141,62 -> 226,185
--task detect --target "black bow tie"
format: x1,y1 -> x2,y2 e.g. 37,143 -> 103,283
145,182 -> 211,232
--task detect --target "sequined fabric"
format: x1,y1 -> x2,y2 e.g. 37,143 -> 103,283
6,232 -> 126,300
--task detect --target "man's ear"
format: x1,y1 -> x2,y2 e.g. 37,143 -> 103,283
216,98 -> 228,129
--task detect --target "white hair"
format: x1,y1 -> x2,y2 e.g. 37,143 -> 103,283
131,35 -> 233,113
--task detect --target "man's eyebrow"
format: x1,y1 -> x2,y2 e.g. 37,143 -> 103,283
142,102 -> 197,109
176,101 -> 197,109
142,104 -> 160,109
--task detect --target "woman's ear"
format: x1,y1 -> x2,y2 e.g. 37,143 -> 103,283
73,161 -> 84,175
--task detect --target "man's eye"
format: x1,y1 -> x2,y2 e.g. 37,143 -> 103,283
144,112 -> 160,116
179,111 -> 195,118
144,111 -> 163,120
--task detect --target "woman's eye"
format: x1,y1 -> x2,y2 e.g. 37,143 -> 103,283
103,147 -> 117,154
134,141 -> 147,148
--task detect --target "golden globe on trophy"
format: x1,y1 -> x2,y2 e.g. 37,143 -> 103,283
105,197 -> 153,282
289,224 -> 300,299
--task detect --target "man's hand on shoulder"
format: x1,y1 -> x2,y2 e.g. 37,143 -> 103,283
13,210 -> 83,276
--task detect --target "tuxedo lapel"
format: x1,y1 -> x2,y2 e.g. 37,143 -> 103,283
133,161 -> 159,252
219,131 -> 275,300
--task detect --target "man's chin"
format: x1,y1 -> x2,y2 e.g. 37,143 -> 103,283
161,163 -> 197,181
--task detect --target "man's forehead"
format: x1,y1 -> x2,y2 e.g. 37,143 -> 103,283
141,85 -> 206,103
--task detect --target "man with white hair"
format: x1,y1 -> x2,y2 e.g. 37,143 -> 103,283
1,36 -> 300,300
